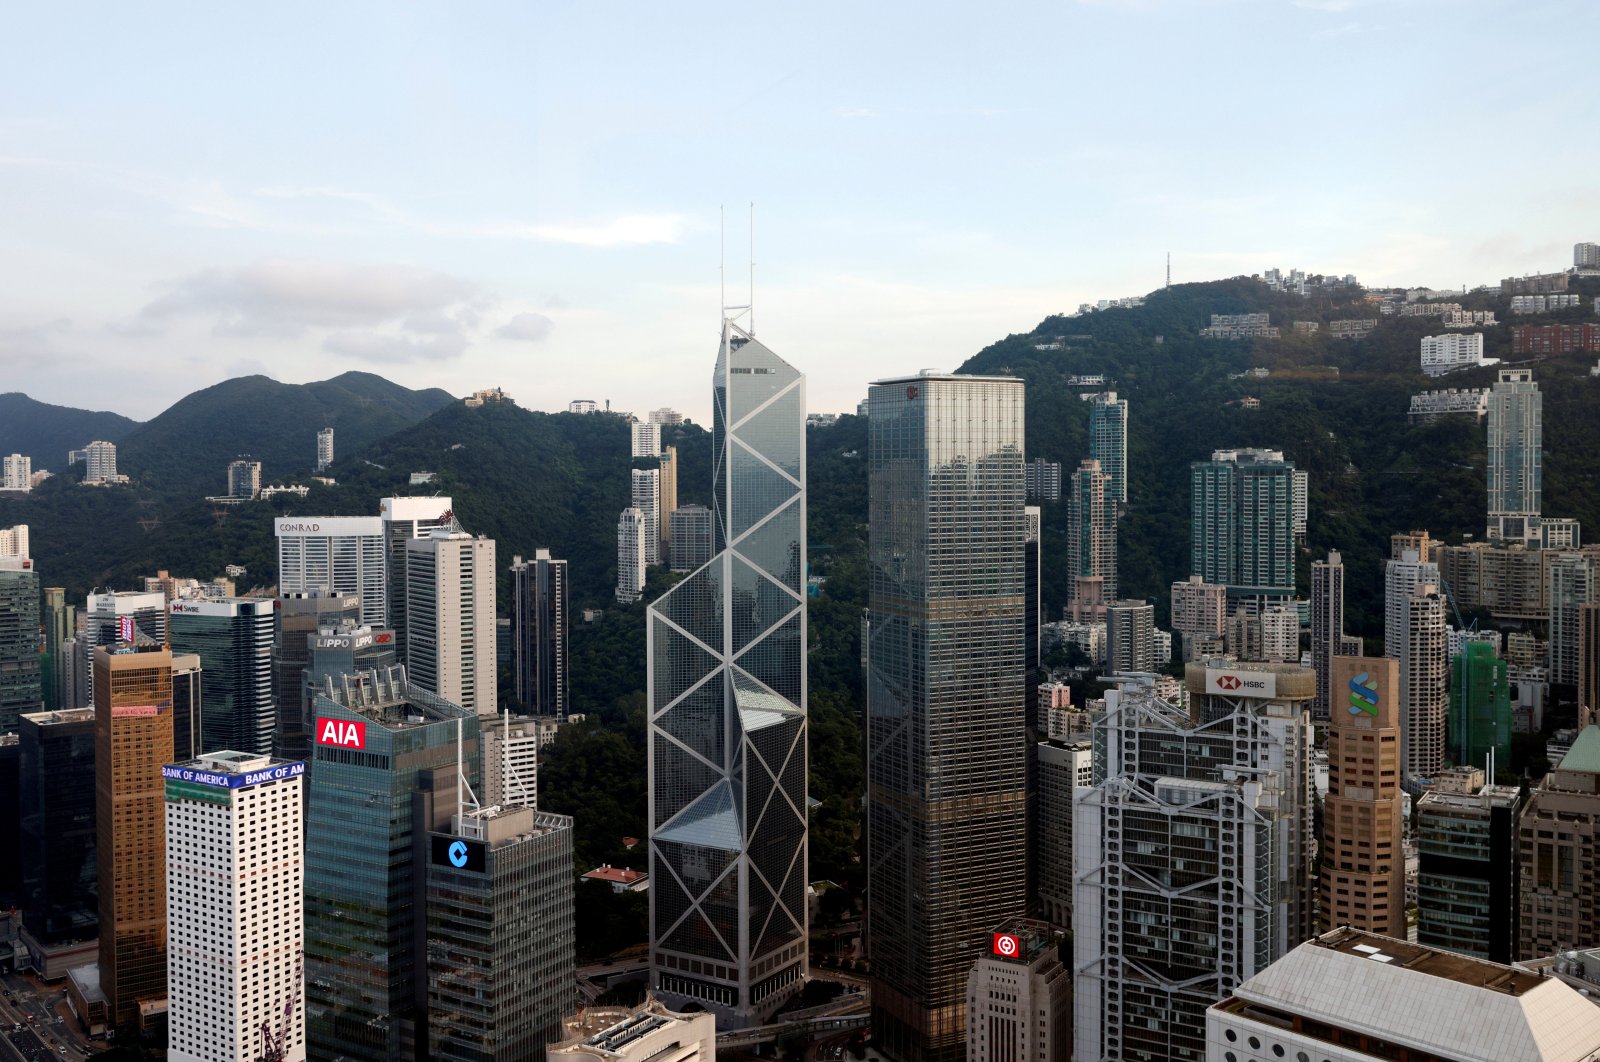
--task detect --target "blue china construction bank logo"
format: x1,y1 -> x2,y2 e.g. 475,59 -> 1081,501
1348,672 -> 1380,717
448,840 -> 469,868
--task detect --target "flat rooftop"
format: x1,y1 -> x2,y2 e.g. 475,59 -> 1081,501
1313,927 -> 1543,996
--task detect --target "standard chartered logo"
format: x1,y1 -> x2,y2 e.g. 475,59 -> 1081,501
1348,672 -> 1379,717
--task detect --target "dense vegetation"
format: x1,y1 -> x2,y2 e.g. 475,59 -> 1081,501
0,391 -> 138,467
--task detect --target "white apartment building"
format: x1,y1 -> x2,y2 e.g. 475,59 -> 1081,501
316,428 -> 334,472
1420,332 -> 1495,376
1408,388 -> 1490,418
616,508 -> 648,604
1399,585 -> 1448,780
83,440 -> 122,484
1261,604 -> 1299,663
275,516 -> 387,626
1442,309 -> 1497,328
568,399 -> 598,414
0,523 -> 28,561
631,420 -> 660,459
631,468 -> 661,567
165,752 -> 305,1062
2,453 -> 31,491
405,530 -> 496,716
1577,242 -> 1600,269
965,920 -> 1071,1062
482,713 -> 541,808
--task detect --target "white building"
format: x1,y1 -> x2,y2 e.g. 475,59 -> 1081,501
482,713 -> 542,808
547,998 -> 716,1062
648,408 -> 682,427
83,589 -> 169,700
0,523 -> 27,562
316,428 -> 334,472
405,530 -> 497,716
165,752 -> 305,1062
965,920 -> 1071,1062
275,515 -> 387,626
1420,332 -> 1496,376
1409,387 -> 1491,419
1260,604 -> 1299,663
1205,927 -> 1600,1062
1578,242 -> 1600,269
1398,584 -> 1449,780
616,508 -> 648,604
83,440 -> 123,484
631,420 -> 660,459
631,468 -> 661,567
2,453 -> 31,491
1442,309 -> 1497,328
1105,600 -> 1155,674
568,400 -> 598,414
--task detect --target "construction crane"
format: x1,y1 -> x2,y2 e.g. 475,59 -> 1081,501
257,950 -> 304,1062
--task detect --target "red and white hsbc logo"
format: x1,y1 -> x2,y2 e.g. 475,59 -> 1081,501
1206,669 -> 1277,697
1217,675 -> 1242,690
316,718 -> 367,749
993,933 -> 1021,958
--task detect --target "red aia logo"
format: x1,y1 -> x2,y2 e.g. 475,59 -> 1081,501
906,385 -> 919,400
993,933 -> 1021,958
317,718 -> 367,749
1217,675 -> 1242,690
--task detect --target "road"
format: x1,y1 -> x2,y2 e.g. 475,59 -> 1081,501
0,973 -> 92,1062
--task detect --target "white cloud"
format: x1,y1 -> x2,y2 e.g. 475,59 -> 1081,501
497,312 -> 555,343
461,214 -> 685,247
324,330 -> 470,362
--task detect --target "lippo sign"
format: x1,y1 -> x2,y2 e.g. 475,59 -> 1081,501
162,761 -> 305,789
1206,669 -> 1278,698
316,717 -> 368,749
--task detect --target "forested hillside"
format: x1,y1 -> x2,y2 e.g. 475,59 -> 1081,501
0,392 -> 139,467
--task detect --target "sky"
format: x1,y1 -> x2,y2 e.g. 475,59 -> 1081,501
0,0 -> 1596,424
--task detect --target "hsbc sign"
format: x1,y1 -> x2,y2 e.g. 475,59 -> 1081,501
316,718 -> 368,749
1206,669 -> 1277,698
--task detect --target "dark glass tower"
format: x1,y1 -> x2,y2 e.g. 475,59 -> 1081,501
167,597 -> 277,754
510,549 -> 570,718
865,373 -> 1027,1062
0,561 -> 42,733
647,318 -> 807,1027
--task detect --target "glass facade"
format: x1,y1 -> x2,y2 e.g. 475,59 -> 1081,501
1487,369 -> 1541,526
1088,391 -> 1128,505
510,551 -> 569,719
648,319 -> 808,1026
169,598 -> 277,755
1189,449 -> 1298,600
1416,787 -> 1521,963
865,374 -> 1027,1062
0,566 -> 42,732
19,708 -> 98,946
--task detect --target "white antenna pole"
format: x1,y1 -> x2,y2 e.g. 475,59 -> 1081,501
455,715 -> 464,827
503,707 -> 512,806
749,201 -> 756,335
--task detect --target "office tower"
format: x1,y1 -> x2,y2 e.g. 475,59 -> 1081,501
670,504 -> 714,572
380,495 -> 456,657
84,440 -> 119,483
1321,655 -> 1405,937
1025,505 -> 1041,673
226,457 -> 261,500
170,653 -> 202,760
510,550 -> 570,718
273,591 -> 362,759
425,803 -> 575,1055
1519,725 -> 1600,960
303,669 -> 477,1061
406,530 -> 496,717
1035,739 -> 1091,931
1487,369 -> 1542,543
275,515 -> 387,626
1549,553 -> 1595,687
1581,604 -> 1600,729
1075,666 -> 1315,1062
646,319 -> 808,1027
42,587 -> 75,710
300,624 -> 396,710
1024,457 -> 1061,503
964,920 -> 1070,1062
164,751 -> 305,1062
1088,391 -> 1128,505
1416,783 -> 1523,963
2,452 -> 31,491
18,707 -> 98,973
632,467 -> 661,567
1206,926 -> 1600,1062
632,419 -> 661,459
1104,599 -> 1154,673
316,427 -> 334,472
1383,546 -> 1438,658
1170,575 -> 1227,661
548,1000 -> 717,1062
659,445 -> 679,559
168,596 -> 277,755
1189,448 -> 1298,602
0,554 -> 42,733
1451,640 -> 1510,774
94,643 -> 174,1028
82,590 -> 167,711
1397,585 -> 1448,779
1310,550 -> 1347,720
866,371 -> 1024,1062
1067,458 -> 1117,607
617,508 -> 648,603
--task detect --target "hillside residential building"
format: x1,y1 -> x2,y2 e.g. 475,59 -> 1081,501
1024,457 -> 1061,503
1088,392 -> 1128,504
2,453 -> 31,491
1488,369 -> 1544,544
616,508 -> 647,604
631,467 -> 661,567
316,427 -> 334,471
1408,388 -> 1490,419
1170,575 -> 1227,661
509,550 -> 569,718
1200,313 -> 1279,338
1420,332 -> 1495,376
82,440 -> 124,484
631,420 -> 660,458
1328,318 -> 1378,339
1502,271 -> 1570,296
1512,322 -> 1600,355
1067,459 -> 1117,610
1190,448 -> 1300,602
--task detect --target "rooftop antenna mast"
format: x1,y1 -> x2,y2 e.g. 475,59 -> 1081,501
1166,251 -> 1171,290
719,203 -> 753,328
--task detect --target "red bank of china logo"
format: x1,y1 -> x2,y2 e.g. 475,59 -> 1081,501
317,718 -> 367,749
993,933 -> 1021,958
1217,675 -> 1242,690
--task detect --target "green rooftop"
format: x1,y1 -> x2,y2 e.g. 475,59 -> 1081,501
1559,726 -> 1600,773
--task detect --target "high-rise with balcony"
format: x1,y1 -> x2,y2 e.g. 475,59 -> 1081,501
866,371 -> 1025,1062
1487,369 -> 1542,543
1310,550 -> 1356,721
617,508 -> 648,604
226,458 -> 261,500
1190,448 -> 1299,603
83,440 -> 120,484
316,427 -> 334,472
405,530 -> 496,717
1067,458 -> 1116,611
510,549 -> 569,718
1088,391 -> 1128,505
632,467 -> 662,567
2,453 -> 31,491
1548,552 -> 1595,687
380,496 -> 456,658
1398,585 -> 1448,780
647,319 -> 808,1027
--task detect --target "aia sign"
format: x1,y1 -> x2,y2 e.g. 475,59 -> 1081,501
316,718 -> 367,749
993,933 -> 1021,958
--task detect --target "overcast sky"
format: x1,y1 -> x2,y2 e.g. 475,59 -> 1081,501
1,0 -> 1595,423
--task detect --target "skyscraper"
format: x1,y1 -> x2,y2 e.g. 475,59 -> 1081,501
1310,549 -> 1348,721
2,452 -> 32,491
1067,458 -> 1116,608
1104,599 -> 1154,673
316,426 -> 334,472
647,318 -> 808,1027
1580,604 -> 1600,729
84,440 -> 120,484
82,589 -> 168,704
632,420 -> 660,459
164,751 -> 306,1062
275,516 -> 388,626
964,920 -> 1070,1062
1034,739 -> 1091,931
1321,655 -> 1405,938
1384,544 -> 1438,658
170,653 -> 203,761
659,445 -> 679,560
94,643 -> 174,1028
632,467 -> 662,567
1399,585 -> 1448,779
18,707 -> 97,972
670,504 -> 715,572
866,371 -> 1025,1062
1519,725 -> 1600,960
168,596 -> 277,755
380,495 -> 456,657
1451,640 -> 1510,774
405,530 -> 497,716
1416,783 -> 1522,963
41,586 -> 73,710
1024,505 -> 1041,673
510,549 -> 570,718
1487,368 -> 1541,543
1024,457 -> 1061,503
273,591 -> 362,759
1189,448 -> 1298,602
1088,391 -> 1128,505
0,552 -> 42,733
616,508 -> 648,604
1548,552 -> 1595,687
